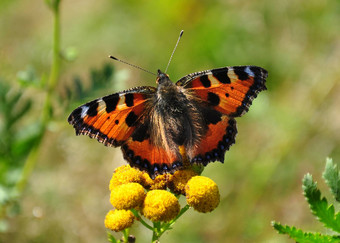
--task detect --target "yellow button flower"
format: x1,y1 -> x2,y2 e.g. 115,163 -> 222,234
167,169 -> 197,195
109,165 -> 143,190
142,190 -> 180,222
104,209 -> 134,232
185,176 -> 220,213
110,183 -> 145,210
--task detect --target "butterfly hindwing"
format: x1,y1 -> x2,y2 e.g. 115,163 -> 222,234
190,115 -> 237,165
122,138 -> 182,178
68,86 -> 156,146
177,66 -> 267,117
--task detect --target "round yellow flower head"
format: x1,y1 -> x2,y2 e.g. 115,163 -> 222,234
167,169 -> 197,195
110,183 -> 145,210
109,165 -> 143,190
142,190 -> 180,222
104,209 -> 134,232
185,176 -> 220,213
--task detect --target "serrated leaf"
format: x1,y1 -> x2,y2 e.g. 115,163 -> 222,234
272,221 -> 340,243
323,158 -> 340,202
303,174 -> 340,233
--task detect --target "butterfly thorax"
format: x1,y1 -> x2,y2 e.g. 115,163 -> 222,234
151,70 -> 206,155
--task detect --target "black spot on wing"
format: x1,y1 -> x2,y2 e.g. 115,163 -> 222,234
131,122 -> 150,142
207,92 -> 220,106
125,111 -> 138,127
199,75 -> 211,88
87,100 -> 99,117
233,66 -> 249,81
103,94 -> 119,113
212,68 -> 230,84
202,108 -> 222,125
125,93 -> 134,107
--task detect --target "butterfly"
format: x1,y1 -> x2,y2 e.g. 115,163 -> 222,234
68,66 -> 267,178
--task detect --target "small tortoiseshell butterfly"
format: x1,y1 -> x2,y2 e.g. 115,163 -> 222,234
68,63 -> 267,178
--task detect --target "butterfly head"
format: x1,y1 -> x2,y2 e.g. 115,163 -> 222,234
156,69 -> 172,85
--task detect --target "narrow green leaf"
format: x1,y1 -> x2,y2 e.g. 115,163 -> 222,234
107,231 -> 118,243
303,174 -> 340,233
323,158 -> 340,202
272,221 -> 340,243
12,99 -> 32,124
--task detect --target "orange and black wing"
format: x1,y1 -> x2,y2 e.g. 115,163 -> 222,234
121,138 -> 182,178
68,86 -> 156,147
177,66 -> 267,165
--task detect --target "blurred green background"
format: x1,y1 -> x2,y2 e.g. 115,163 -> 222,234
1,0 -> 339,242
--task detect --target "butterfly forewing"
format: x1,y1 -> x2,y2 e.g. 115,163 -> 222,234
177,66 -> 267,117
68,86 -> 156,146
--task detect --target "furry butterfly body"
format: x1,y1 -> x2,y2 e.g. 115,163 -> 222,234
68,66 -> 267,178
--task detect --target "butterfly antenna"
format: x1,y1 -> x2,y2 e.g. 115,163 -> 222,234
165,30 -> 184,73
109,55 -> 157,76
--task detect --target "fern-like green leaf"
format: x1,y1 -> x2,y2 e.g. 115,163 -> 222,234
303,173 -> 340,233
323,158 -> 340,202
272,221 -> 340,243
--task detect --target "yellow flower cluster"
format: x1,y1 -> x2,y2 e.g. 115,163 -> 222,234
104,165 -> 220,232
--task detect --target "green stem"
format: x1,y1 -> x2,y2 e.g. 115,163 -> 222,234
157,205 -> 190,239
130,209 -> 153,231
15,142 -> 40,194
15,1 -> 61,196
152,222 -> 161,243
43,2 -> 61,124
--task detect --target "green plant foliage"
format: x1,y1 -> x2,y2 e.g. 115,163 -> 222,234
0,81 -> 43,179
323,158 -> 340,203
272,222 -> 340,243
303,173 -> 340,233
63,63 -> 115,111
273,159 -> 340,242
0,0 -> 115,233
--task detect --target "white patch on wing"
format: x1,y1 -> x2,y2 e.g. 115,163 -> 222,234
245,66 -> 255,77
80,106 -> 89,118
